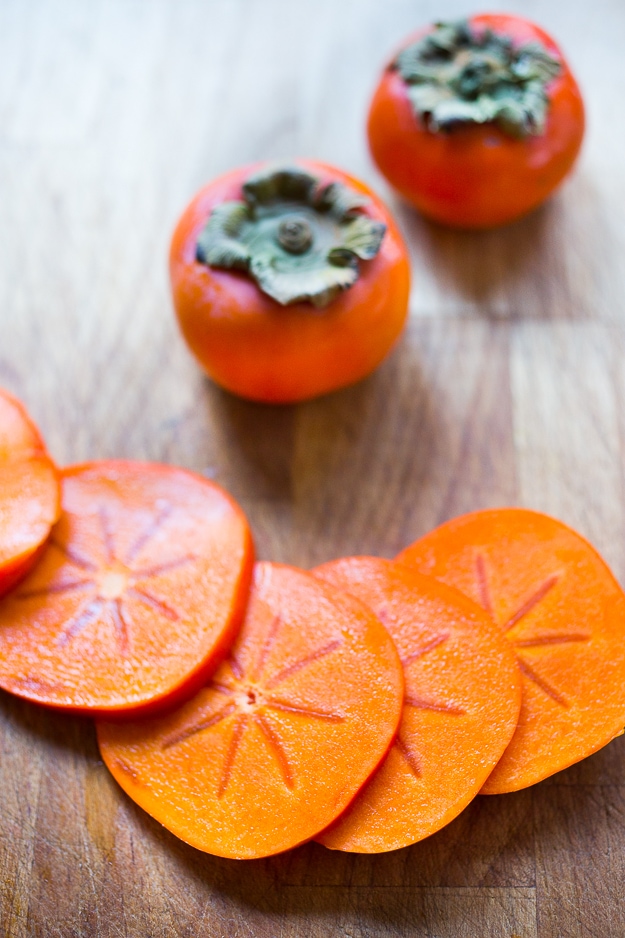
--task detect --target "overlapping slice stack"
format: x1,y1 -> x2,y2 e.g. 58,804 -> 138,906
98,562 -> 405,858
2,386 -> 625,860
312,556 -> 520,853
0,460 -> 254,717
398,508 -> 625,793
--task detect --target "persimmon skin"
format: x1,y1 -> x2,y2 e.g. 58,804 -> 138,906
0,542 -> 49,597
367,14 -> 585,229
170,160 -> 411,403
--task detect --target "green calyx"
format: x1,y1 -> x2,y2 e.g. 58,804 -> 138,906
393,19 -> 561,137
195,166 -> 386,308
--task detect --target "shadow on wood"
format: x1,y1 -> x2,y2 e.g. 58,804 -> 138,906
210,362 -> 393,505
0,689 -> 94,757
396,197 -> 557,318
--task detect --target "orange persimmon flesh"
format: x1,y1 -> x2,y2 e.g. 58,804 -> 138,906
0,388 -> 60,595
97,561 -> 404,859
312,557 -> 521,852
397,508 -> 625,793
0,460 -> 253,717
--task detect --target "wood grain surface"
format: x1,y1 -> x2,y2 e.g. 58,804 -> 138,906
1,0 -> 624,935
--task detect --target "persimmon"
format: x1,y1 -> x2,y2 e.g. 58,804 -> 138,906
312,556 -> 521,852
0,388 -> 61,596
0,460 -> 253,717
169,160 -> 410,403
97,562 -> 404,859
397,509 -> 625,792
367,15 -> 585,228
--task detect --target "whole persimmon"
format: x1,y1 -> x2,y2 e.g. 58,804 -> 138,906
367,15 -> 585,229
169,161 -> 410,403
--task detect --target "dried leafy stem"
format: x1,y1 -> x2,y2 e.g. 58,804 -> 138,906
196,166 -> 386,308
393,19 -> 561,137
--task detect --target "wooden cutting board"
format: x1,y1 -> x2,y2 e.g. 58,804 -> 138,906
1,0 -> 624,934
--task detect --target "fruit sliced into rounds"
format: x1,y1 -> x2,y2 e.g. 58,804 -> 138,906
0,460 -> 254,716
397,508 -> 625,793
98,562 -> 404,859
313,556 -> 521,852
0,388 -> 61,595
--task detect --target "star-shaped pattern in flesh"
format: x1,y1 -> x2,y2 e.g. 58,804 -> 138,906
17,501 -> 194,655
161,616 -> 345,797
474,554 -> 590,708
393,631 -> 466,778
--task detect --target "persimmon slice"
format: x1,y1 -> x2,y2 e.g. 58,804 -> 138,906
397,508 -> 625,792
0,460 -> 253,716
97,562 -> 404,859
312,557 -> 521,852
0,388 -> 60,595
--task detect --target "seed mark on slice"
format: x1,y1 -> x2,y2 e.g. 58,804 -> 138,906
111,598 -> 131,655
162,702 -> 238,749
56,598 -> 105,646
17,578 -> 95,599
114,759 -> 141,783
254,713 -> 294,789
227,655 -> 245,681
267,700 -> 345,722
394,735 -> 422,778
504,575 -> 559,634
124,501 -> 173,565
404,695 -> 465,715
218,714 -> 248,798
401,633 -> 450,669
50,540 -> 98,572
132,555 -> 196,581
210,681 -> 235,696
517,658 -> 570,708
99,505 -> 116,563
250,615 -> 281,682
475,553 -> 494,618
514,633 -> 591,648
127,586 -> 180,622
265,640 -> 342,689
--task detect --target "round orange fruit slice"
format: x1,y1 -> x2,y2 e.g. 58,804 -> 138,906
0,460 -> 253,717
312,556 -> 521,852
398,508 -> 625,792
98,562 -> 404,859
0,388 -> 60,595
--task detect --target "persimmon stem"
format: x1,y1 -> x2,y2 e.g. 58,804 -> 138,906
195,166 -> 386,308
277,217 -> 313,254
393,19 -> 561,137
